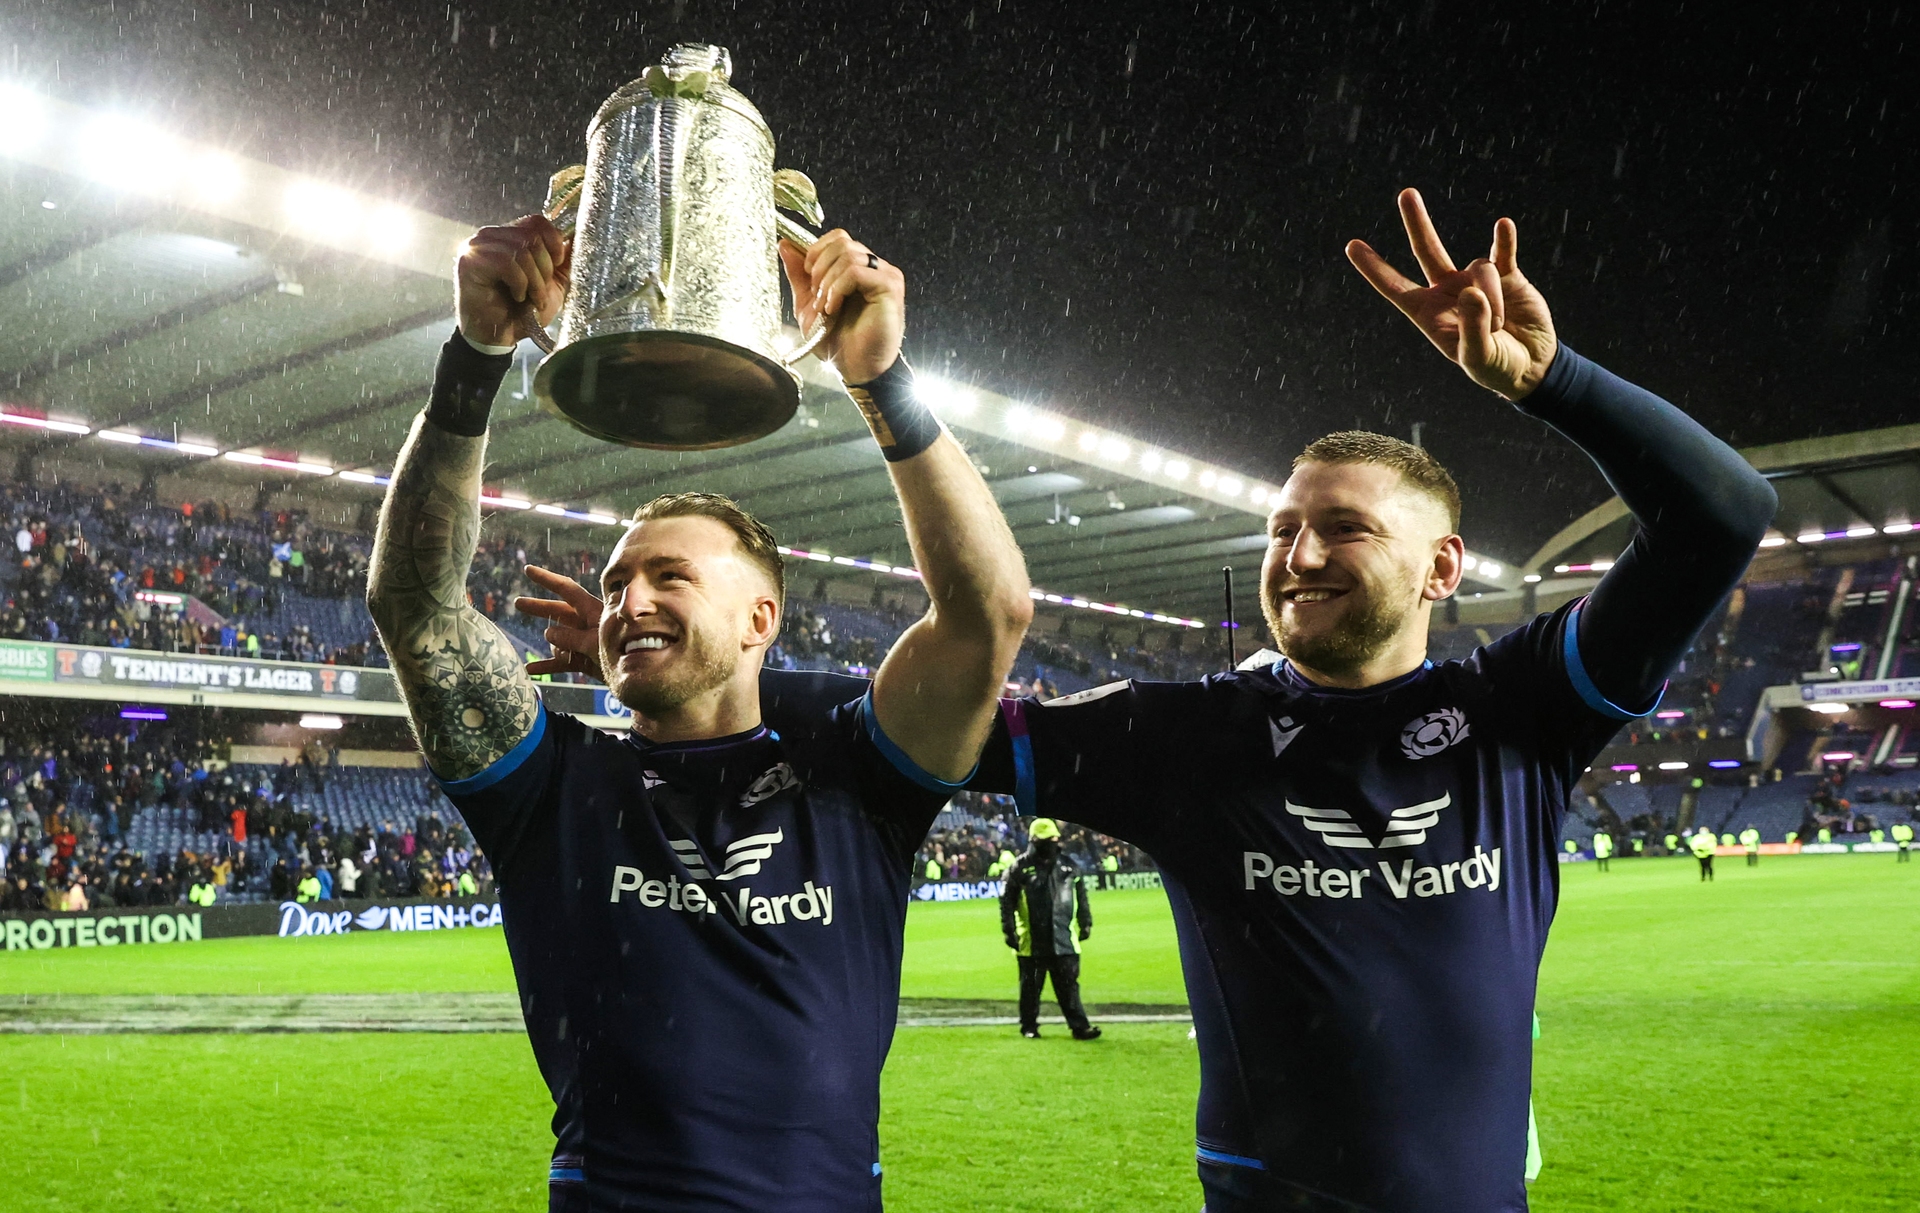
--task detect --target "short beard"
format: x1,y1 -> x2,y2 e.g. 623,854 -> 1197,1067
609,624 -> 736,718
1262,579 -> 1419,680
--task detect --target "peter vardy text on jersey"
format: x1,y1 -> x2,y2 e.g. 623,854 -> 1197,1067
1243,846 -> 1502,900
609,866 -> 835,926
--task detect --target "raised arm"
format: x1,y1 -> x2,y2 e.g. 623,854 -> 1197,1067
1347,188 -> 1775,710
367,216 -> 569,779
782,233 -> 1034,783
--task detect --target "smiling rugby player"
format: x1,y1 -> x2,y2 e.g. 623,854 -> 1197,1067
963,189 -> 1777,1212
366,214 -> 1031,1210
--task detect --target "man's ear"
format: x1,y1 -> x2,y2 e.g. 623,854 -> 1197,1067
1424,535 -> 1466,602
746,595 -> 780,650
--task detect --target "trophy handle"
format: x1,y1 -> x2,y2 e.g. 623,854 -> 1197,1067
513,166 -> 588,355
772,169 -> 835,367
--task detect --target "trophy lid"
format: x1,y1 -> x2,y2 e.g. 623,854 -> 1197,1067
662,43 -> 731,82
590,42 -> 767,139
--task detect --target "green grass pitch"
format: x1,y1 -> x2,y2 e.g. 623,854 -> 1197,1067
1,854 -> 1915,1210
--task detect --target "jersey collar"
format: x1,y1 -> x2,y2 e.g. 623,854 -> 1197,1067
1273,657 -> 1433,696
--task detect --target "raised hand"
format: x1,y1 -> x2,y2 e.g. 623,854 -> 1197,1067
1345,189 -> 1558,400
455,214 -> 571,349
514,565 -> 605,681
778,229 -> 905,384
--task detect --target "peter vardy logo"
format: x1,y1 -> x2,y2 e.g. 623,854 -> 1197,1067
1400,707 -> 1470,760
669,829 -> 784,882
1285,793 -> 1449,850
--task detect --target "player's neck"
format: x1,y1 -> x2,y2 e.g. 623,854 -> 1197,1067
1288,627 -> 1430,690
625,677 -> 763,745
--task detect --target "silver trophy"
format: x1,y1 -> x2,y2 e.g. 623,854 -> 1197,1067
530,43 -> 830,450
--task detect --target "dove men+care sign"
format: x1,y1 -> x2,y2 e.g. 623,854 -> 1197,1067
970,601 -> 1638,1212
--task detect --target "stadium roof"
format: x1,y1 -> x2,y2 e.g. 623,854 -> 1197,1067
1529,424 -> 1920,577
0,87 -> 1522,629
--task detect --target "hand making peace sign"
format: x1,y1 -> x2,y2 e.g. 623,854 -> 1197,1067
1346,188 -> 1559,400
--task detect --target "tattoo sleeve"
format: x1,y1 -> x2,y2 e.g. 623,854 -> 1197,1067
366,415 -> 539,781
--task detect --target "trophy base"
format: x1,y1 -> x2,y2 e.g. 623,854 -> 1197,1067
532,331 -> 800,451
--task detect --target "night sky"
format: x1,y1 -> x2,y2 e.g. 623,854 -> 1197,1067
9,1 -> 1914,562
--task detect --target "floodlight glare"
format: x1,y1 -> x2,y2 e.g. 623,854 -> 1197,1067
195,152 -> 245,202
0,84 -> 46,155
81,116 -> 178,192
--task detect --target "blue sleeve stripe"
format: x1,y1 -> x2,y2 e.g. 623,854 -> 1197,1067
1196,1146 -> 1267,1171
861,691 -> 977,793
1562,601 -> 1663,721
436,700 -> 548,795
1000,698 -> 1037,818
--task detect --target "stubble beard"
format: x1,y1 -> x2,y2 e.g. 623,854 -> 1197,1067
608,622 -> 737,718
1262,576 -> 1421,680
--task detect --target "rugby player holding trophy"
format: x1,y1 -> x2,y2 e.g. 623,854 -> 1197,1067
368,46 -> 1031,1211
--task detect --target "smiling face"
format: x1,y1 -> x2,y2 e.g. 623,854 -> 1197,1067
1260,460 -> 1464,684
597,515 -> 780,719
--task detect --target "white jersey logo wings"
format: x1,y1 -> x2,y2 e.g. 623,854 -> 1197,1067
1284,793 -> 1450,849
670,829 -> 785,881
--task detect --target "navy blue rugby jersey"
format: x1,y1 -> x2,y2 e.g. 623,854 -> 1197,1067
971,600 -> 1653,1213
438,669 -> 959,1212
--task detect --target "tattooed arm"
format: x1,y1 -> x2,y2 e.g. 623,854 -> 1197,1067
367,412 -> 540,778
366,215 -> 569,779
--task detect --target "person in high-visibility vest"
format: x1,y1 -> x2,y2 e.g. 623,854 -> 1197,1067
1719,832 -> 1736,847
1664,832 -> 1680,855
923,857 -> 941,882
1739,825 -> 1761,867
1870,828 -> 1886,844
1893,822 -> 1914,863
1688,828 -> 1715,881
1591,832 -> 1613,872
188,877 -> 217,907
1817,827 -> 1833,844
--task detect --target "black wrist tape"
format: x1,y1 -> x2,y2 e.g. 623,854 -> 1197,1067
424,329 -> 514,438
845,355 -> 942,462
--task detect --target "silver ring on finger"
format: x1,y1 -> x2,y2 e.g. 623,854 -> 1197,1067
866,252 -> 879,269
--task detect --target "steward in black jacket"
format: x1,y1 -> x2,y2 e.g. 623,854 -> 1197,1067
998,819 -> 1100,1040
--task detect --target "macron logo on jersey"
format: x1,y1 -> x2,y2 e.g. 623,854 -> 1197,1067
1285,793 -> 1449,850
669,829 -> 785,882
1269,715 -> 1304,758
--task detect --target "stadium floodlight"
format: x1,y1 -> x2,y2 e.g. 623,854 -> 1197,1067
1030,414 -> 1066,441
97,430 -> 143,445
913,377 -> 975,416
1461,555 -> 1479,572
1796,530 -> 1827,543
1523,573 -> 1542,584
1821,751 -> 1855,762
0,84 -> 46,155
586,513 -> 620,526
1655,709 -> 1687,719
81,115 -> 179,193
1758,534 -> 1789,547
299,714 -> 345,730
285,178 -> 361,235
1880,699 -> 1916,709
371,203 -> 415,245
1479,562 -> 1502,578
119,707 -> 169,721
1807,702 -> 1850,714
1707,759 -> 1743,769
1883,521 -> 1915,535
1101,437 -> 1131,462
1845,524 -> 1877,538
223,451 -> 332,475
1215,475 -> 1241,496
195,152 -> 244,202
1078,430 -> 1101,451
480,495 -> 533,510
1139,450 -> 1163,473
1657,761 -> 1689,770
533,503 -> 568,516
1163,459 -> 1190,480
0,410 -> 89,435
1248,486 -> 1268,505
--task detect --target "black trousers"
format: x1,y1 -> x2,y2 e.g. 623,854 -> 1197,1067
1018,953 -> 1091,1033
1698,854 -> 1714,880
